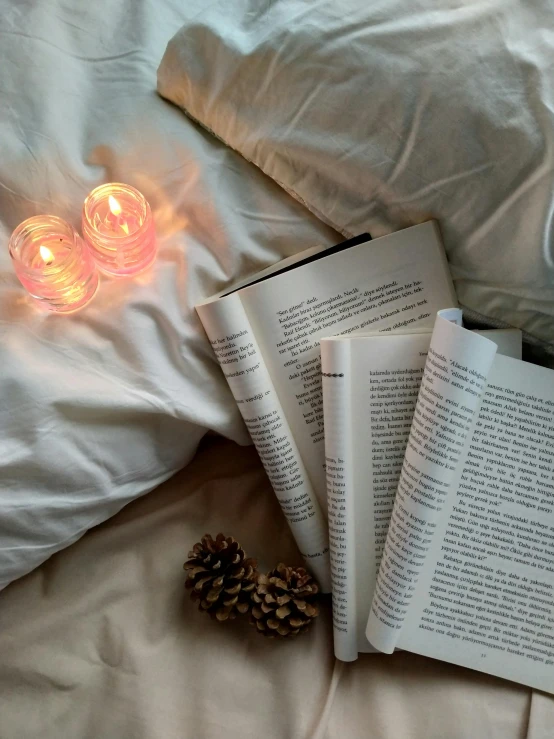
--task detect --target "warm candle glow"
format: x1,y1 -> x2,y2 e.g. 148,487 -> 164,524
9,215 -> 99,314
39,245 -> 54,265
83,183 -> 157,277
108,195 -> 122,216
108,195 -> 129,234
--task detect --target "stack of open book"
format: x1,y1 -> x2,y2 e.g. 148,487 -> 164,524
197,222 -> 554,694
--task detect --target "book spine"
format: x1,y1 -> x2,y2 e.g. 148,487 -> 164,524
321,340 -> 358,660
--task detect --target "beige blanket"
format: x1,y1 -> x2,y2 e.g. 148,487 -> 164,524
1,437 -> 551,738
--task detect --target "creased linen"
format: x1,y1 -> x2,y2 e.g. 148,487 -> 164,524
158,0 -> 554,350
0,0 -> 339,589
0,438 -> 542,739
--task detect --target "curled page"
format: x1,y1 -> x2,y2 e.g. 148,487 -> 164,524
197,294 -> 331,590
366,310 -> 498,652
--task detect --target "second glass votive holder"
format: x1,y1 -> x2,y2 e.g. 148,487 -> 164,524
82,183 -> 157,278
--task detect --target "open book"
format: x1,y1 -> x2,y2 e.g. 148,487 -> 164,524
196,222 -> 456,590
321,314 -> 522,660
347,309 -> 554,693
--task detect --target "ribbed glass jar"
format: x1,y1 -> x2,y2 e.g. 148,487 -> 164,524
9,215 -> 99,314
82,183 -> 157,277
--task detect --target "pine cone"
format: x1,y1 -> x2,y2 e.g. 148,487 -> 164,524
184,533 -> 258,622
250,563 -> 319,637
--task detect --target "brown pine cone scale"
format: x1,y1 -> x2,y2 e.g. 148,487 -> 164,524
251,563 -> 319,637
184,533 -> 257,621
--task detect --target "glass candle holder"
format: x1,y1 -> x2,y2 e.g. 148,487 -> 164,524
82,183 -> 157,277
9,215 -> 99,314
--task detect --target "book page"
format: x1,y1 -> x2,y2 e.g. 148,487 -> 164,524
366,312 -> 498,652
196,294 -> 331,590
398,355 -> 554,693
322,332 -> 434,660
240,222 -> 457,512
321,320 -> 517,660
351,333 -> 433,653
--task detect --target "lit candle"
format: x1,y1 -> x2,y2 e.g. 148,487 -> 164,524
8,215 -> 99,314
82,183 -> 157,277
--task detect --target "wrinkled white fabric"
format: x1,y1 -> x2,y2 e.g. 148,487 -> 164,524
158,0 -> 554,351
0,438 -> 543,739
0,0 -> 339,589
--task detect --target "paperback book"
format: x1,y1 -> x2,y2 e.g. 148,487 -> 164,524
196,222 -> 456,589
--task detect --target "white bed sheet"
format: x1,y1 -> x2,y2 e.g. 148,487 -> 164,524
0,437 -> 547,739
0,0 -> 339,589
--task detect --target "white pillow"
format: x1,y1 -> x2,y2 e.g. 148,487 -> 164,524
158,0 -> 554,351
0,1 -> 338,590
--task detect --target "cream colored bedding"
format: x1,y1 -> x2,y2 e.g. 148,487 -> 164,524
0,437 -> 550,738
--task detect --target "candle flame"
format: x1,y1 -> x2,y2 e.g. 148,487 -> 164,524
40,245 -> 54,265
108,194 -> 130,234
108,195 -> 122,216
